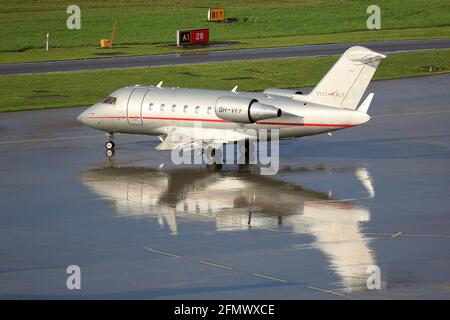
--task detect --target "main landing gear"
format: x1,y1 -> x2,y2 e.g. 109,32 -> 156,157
105,132 -> 115,157
204,140 -> 253,171
205,148 -> 223,171
238,139 -> 253,171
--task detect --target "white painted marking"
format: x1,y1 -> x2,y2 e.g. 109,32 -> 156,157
390,231 -> 403,238
309,286 -> 351,298
368,232 -> 450,239
144,247 -> 181,258
198,260 -> 233,270
252,273 -> 288,283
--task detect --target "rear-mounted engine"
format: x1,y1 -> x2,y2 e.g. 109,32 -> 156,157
215,96 -> 281,123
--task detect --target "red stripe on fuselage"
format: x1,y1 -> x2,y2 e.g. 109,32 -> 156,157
84,116 -> 355,128
143,116 -> 228,123
256,121 -> 353,128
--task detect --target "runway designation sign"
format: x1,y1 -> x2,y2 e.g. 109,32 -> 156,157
190,29 -> 209,44
208,8 -> 225,22
177,29 -> 209,46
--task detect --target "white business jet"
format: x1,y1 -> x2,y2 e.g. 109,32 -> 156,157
77,46 -> 385,159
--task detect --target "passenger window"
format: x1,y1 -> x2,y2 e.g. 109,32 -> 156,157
195,106 -> 200,114
172,104 -> 176,112
207,106 -> 212,114
183,105 -> 188,113
160,104 -> 165,112
149,103 -> 153,111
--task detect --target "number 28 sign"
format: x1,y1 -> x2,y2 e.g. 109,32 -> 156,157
177,29 -> 209,46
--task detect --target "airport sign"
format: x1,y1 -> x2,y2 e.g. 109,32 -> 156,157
177,28 -> 209,46
208,8 -> 225,22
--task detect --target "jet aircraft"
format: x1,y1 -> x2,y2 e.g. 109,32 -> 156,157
77,46 -> 386,159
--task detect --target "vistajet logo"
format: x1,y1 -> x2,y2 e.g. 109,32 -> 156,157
316,90 -> 344,97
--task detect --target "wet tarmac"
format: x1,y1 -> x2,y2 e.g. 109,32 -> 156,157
0,74 -> 450,299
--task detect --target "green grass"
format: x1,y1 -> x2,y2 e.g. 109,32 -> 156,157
1,49 -> 449,112
1,26 -> 450,64
0,0 -> 449,63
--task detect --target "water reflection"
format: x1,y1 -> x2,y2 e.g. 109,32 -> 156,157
80,166 -> 375,291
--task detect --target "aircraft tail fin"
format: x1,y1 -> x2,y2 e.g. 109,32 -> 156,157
307,46 -> 386,110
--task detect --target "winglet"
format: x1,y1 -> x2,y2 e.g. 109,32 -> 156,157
357,93 -> 374,114
231,85 -> 238,93
156,81 -> 163,88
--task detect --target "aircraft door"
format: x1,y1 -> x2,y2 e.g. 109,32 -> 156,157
127,88 -> 148,125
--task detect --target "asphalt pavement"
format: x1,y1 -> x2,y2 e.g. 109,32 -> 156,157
0,74 -> 449,298
1,38 -> 449,75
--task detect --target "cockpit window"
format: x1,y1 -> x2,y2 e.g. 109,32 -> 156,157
103,96 -> 117,104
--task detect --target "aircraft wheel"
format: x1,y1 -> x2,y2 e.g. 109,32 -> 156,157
105,149 -> 115,157
105,141 -> 115,150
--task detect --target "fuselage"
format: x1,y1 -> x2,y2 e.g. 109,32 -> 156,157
77,85 -> 371,140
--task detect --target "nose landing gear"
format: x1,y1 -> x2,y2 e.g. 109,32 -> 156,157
105,140 -> 115,150
105,148 -> 115,157
105,132 -> 115,157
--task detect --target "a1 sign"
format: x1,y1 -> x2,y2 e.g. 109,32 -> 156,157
177,30 -> 191,45
177,29 -> 209,46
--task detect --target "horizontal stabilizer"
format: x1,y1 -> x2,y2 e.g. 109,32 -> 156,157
357,93 -> 374,114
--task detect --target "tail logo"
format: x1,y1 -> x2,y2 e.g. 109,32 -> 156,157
316,90 -> 344,98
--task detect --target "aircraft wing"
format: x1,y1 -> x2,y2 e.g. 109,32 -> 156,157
155,127 -> 255,151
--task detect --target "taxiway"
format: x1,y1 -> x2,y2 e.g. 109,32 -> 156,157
0,74 -> 449,299
0,38 -> 449,75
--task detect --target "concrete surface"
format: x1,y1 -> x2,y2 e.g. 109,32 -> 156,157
0,74 -> 449,299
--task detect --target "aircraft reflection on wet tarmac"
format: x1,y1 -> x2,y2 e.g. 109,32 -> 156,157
80,166 -> 376,292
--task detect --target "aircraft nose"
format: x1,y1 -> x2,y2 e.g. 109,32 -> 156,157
77,104 -> 99,126
77,109 -> 89,124
77,103 -> 109,129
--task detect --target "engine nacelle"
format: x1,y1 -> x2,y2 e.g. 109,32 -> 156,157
215,96 -> 281,123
